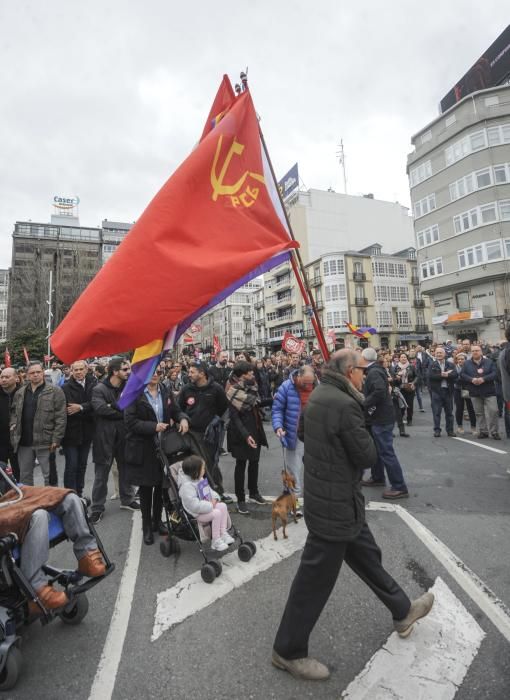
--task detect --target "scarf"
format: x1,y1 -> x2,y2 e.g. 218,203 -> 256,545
321,368 -> 365,407
226,375 -> 260,413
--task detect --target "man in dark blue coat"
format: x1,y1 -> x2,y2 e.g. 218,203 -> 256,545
272,350 -> 434,682
460,344 -> 500,439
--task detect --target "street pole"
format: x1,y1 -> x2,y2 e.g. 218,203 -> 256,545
337,139 -> 347,194
46,269 -> 53,366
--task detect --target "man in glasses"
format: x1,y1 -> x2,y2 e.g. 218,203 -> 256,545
272,349 -> 432,682
361,347 -> 409,499
89,357 -> 139,523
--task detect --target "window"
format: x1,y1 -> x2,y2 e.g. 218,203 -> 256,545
445,114 -> 456,128
376,310 -> 392,329
500,200 -> 510,220
372,261 -> 406,278
480,203 -> 497,223
326,309 -> 348,328
357,310 -> 368,326
416,224 -> 439,248
494,164 -> 510,184
414,193 -> 436,219
374,285 -> 409,302
445,123 -> 510,166
353,261 -> 363,274
420,258 -> 443,279
323,258 -> 344,276
396,311 -> 411,327
485,96 -> 500,107
458,239 -> 504,269
487,123 -> 510,146
454,199 -> 510,234
324,284 -> 346,302
409,160 -> 432,187
476,168 -> 492,188
421,130 -> 432,144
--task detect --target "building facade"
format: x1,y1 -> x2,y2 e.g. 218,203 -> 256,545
304,244 -> 431,349
7,218 -> 132,338
0,269 -> 9,343
407,84 -> 510,344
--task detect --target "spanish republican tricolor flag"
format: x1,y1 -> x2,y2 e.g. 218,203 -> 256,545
51,76 -> 297,373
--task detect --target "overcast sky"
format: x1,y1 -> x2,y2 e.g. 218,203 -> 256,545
0,1 -> 507,267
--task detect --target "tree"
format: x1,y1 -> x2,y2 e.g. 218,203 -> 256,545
0,328 -> 49,367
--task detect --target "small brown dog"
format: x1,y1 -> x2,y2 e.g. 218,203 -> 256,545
272,471 -> 298,540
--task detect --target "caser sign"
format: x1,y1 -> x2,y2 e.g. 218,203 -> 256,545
53,195 -> 80,209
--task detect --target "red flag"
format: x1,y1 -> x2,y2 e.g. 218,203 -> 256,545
51,87 -> 297,363
3,347 -> 11,367
200,75 -> 236,141
213,335 -> 222,355
282,332 -> 304,354
23,346 -> 30,365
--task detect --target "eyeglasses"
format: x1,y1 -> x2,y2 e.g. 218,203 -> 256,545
353,365 -> 368,372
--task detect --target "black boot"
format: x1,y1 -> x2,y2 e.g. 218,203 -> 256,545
151,485 -> 168,534
399,427 -> 410,437
143,520 -> 154,545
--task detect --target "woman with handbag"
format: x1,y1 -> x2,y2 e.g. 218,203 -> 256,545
391,353 -> 416,426
125,369 -> 189,545
453,353 -> 476,435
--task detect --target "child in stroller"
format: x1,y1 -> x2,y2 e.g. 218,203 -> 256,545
178,455 -> 234,552
0,462 -> 114,690
156,432 -> 256,584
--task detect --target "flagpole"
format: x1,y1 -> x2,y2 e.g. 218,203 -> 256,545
257,128 -> 330,359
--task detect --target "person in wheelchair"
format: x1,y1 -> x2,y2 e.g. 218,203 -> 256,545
0,469 -> 106,611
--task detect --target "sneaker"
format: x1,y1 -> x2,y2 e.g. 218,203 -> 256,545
89,511 -> 103,524
361,478 -> 386,486
219,448 -> 228,456
110,492 -> 119,500
447,431 -> 456,437
419,408 -> 425,412
394,592 -> 434,638
237,501 -> 249,515
271,650 -> 330,681
492,433 -> 501,440
295,509 -> 303,518
471,428 -> 477,435
433,431 -> 441,438
221,494 -> 234,504
456,426 -> 464,435
211,537 -> 228,552
249,493 -> 267,504
120,501 -> 141,511
221,532 -> 235,545
382,489 -> 409,500
477,432 -> 489,439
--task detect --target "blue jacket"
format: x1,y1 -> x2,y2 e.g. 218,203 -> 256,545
460,356 -> 497,398
272,371 -> 301,450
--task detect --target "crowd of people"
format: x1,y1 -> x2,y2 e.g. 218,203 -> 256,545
1,333 -> 509,627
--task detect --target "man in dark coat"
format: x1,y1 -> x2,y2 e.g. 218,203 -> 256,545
460,344 -> 500,439
361,348 -> 409,499
428,346 -> 457,437
61,360 -> 97,496
89,358 -> 139,523
272,349 -> 434,682
0,367 -> 20,480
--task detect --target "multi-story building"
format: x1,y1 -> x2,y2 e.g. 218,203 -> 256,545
194,279 -> 262,355
304,244 -> 431,348
0,269 -> 9,342
408,30 -> 510,344
7,218 -> 132,337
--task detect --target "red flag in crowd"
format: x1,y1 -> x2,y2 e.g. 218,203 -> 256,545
3,347 -> 11,367
23,347 -> 30,365
51,84 -> 297,362
213,335 -> 222,356
282,331 -> 305,354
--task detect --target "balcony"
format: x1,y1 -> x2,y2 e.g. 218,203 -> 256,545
309,274 -> 322,287
254,317 -> 265,326
415,325 -> 430,333
275,275 -> 292,290
274,294 -> 293,309
353,272 -> 366,282
354,297 -> 368,306
254,300 -> 264,309
411,275 -> 420,285
413,299 -> 425,308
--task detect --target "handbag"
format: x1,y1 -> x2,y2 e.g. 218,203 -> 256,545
461,389 -> 470,399
402,382 -> 415,392
159,427 -> 191,456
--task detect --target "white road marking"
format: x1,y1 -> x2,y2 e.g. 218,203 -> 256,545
453,436 -> 507,454
152,521 -> 307,641
367,501 -> 510,643
88,511 -> 143,700
341,577 -> 485,700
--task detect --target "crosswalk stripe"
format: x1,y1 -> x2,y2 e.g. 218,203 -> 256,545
341,577 -> 485,699
151,521 -> 308,641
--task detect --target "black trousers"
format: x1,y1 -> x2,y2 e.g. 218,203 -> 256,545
139,484 -> 163,525
234,458 -> 259,502
273,523 -> 411,660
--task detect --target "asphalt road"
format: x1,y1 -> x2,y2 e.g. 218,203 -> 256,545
6,391 -> 510,700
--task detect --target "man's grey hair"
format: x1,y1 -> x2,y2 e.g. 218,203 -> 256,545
361,347 -> 377,363
297,365 -> 315,377
327,349 -> 359,376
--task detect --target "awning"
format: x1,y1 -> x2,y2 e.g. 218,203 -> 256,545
432,309 -> 484,326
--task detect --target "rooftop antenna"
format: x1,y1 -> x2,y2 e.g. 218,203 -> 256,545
336,139 -> 347,194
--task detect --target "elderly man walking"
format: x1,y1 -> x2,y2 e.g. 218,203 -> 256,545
272,350 -> 434,681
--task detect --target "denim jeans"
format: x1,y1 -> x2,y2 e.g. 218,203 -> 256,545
370,423 -> 407,492
430,389 -> 454,434
284,442 -> 304,496
17,446 -> 51,486
63,442 -> 91,496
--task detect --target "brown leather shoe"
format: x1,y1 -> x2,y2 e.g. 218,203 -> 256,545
29,584 -> 69,614
272,650 -> 330,680
78,549 -> 106,578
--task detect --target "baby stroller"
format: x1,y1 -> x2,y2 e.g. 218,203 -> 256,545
156,430 -> 256,584
0,463 -> 115,690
